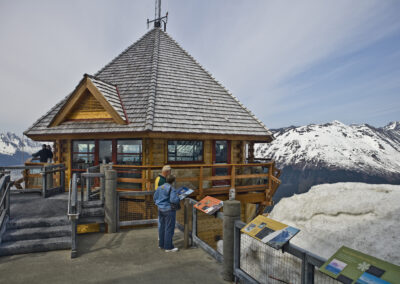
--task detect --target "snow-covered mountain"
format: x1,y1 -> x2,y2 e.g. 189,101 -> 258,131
255,121 -> 400,202
0,132 -> 43,166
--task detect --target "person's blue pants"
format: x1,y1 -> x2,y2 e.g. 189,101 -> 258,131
158,209 -> 176,250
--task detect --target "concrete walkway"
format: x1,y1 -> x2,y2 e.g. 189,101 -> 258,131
10,192 -> 68,219
0,227 -> 229,284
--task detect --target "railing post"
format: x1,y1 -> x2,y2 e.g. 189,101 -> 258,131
184,198 -> 190,249
223,200 -> 241,281
46,165 -> 53,191
60,166 -> 65,192
105,170 -> 118,233
100,164 -> 106,203
268,163 -> 273,191
147,168 -> 151,190
42,166 -> 47,198
70,174 -> 78,258
85,168 -> 90,201
6,177 -> 10,217
192,203 -> 197,242
230,165 -> 236,200
233,221 -> 241,282
71,218 -> 77,258
305,255 -> 315,284
198,166 -> 203,198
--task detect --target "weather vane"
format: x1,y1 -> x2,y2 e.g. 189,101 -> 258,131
147,0 -> 168,31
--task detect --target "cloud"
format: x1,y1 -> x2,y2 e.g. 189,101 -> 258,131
0,0 -> 399,133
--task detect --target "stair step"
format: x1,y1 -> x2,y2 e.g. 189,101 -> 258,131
7,217 -> 70,230
81,207 -> 104,217
78,216 -> 105,224
81,200 -> 103,208
0,237 -> 71,256
2,225 -> 71,242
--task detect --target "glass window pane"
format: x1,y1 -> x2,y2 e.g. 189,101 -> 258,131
99,140 -> 112,164
117,140 -> 142,154
117,140 -> 142,165
167,141 -> 203,162
72,153 -> 94,170
215,141 -> 228,163
73,140 -> 95,153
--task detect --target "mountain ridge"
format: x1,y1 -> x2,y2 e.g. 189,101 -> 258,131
256,121 -> 400,202
0,132 -> 43,166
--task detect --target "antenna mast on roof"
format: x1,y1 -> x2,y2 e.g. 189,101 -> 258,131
147,0 -> 168,31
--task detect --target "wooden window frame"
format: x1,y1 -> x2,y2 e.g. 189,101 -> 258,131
166,140 -> 204,164
71,140 -> 96,173
116,139 -> 143,165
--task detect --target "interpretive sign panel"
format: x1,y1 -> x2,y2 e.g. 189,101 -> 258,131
241,215 -> 299,249
320,246 -> 400,283
194,196 -> 223,215
176,187 -> 194,200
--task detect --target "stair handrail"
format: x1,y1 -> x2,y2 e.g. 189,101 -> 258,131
67,173 -> 79,220
0,175 -> 11,243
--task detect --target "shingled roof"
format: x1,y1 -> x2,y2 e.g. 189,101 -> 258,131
25,28 -> 273,139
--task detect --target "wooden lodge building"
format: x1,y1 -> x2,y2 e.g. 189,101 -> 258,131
24,27 -> 281,220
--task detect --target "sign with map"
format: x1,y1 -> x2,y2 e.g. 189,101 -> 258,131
194,196 -> 223,215
320,246 -> 400,284
241,215 -> 300,250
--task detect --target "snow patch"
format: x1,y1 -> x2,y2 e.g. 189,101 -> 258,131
269,182 -> 400,265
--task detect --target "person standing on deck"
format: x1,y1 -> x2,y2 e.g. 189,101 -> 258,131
32,144 -> 50,163
155,165 -> 171,236
155,165 -> 171,189
46,145 -> 53,163
154,175 -> 180,252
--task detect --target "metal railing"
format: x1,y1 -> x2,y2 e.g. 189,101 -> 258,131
117,190 -> 158,228
186,198 -> 224,263
233,220 -> 339,284
0,175 -> 11,244
67,174 -> 79,258
176,199 -> 338,284
67,172 -> 106,258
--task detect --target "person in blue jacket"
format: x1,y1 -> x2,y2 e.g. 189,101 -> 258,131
153,175 -> 180,252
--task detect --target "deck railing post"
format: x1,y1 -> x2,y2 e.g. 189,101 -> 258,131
60,167 -> 65,191
184,198 -> 190,249
233,221 -> 241,282
192,203 -> 197,242
198,166 -> 203,198
85,168 -> 90,201
223,200 -> 241,281
6,179 -> 10,217
230,165 -> 236,199
42,166 -> 47,198
305,255 -> 315,284
105,169 -> 118,233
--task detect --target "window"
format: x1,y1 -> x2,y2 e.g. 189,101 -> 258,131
168,140 -> 203,162
99,140 -> 112,164
72,140 -> 95,170
117,140 -> 142,165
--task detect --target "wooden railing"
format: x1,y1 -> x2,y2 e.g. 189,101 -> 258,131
0,163 -> 66,197
112,163 -> 281,202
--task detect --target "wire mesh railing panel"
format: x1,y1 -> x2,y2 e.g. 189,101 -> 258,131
240,233 -> 302,284
196,210 -> 223,250
314,267 -> 341,284
119,195 -> 158,222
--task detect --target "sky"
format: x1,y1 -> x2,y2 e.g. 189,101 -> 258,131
0,0 -> 399,134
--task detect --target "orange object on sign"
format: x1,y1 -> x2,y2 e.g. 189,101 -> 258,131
194,196 -> 223,215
